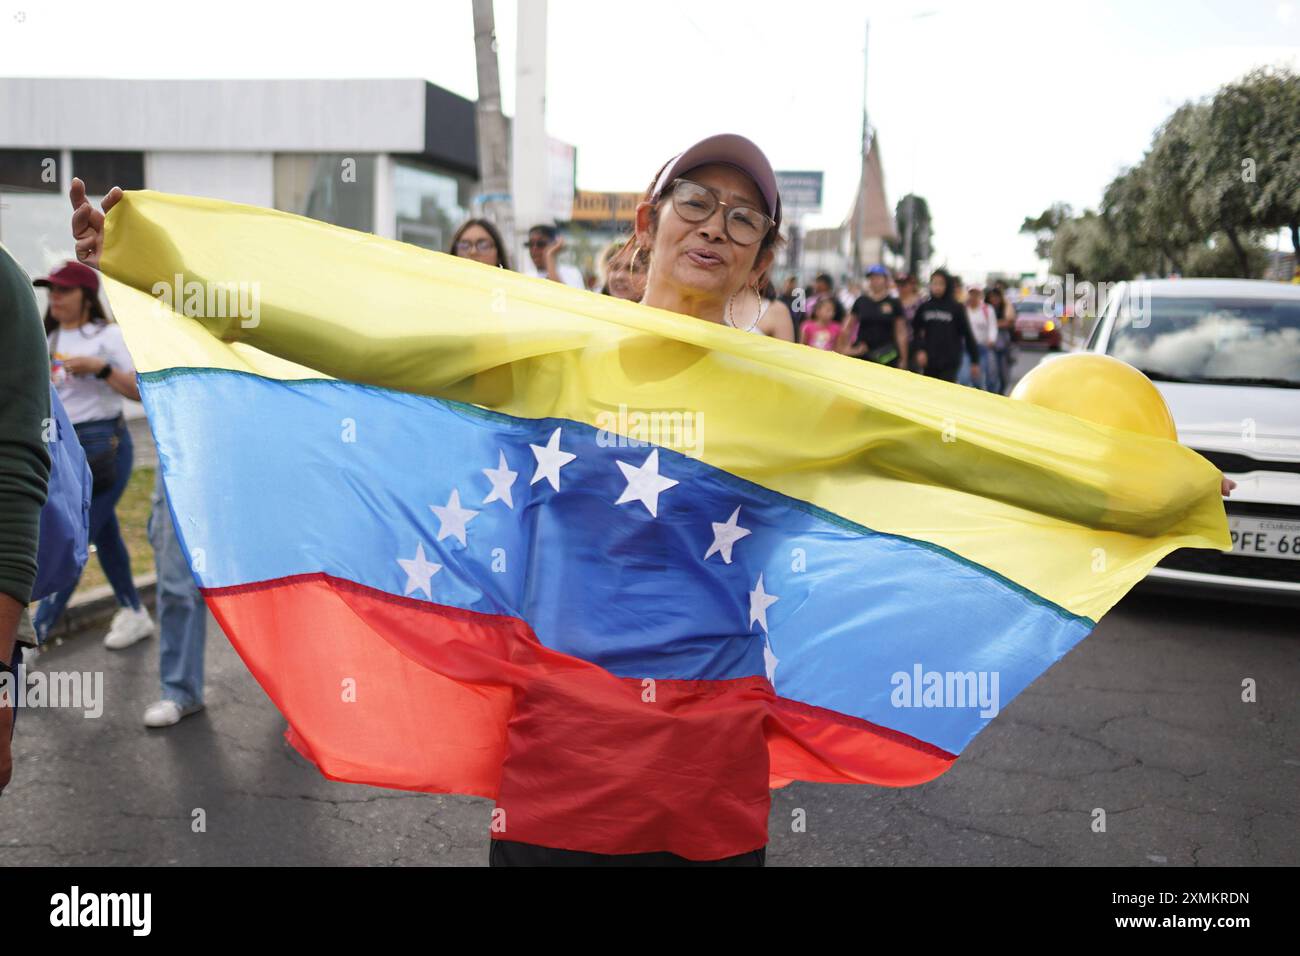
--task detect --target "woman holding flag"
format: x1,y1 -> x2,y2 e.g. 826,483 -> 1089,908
69,133 -> 1235,869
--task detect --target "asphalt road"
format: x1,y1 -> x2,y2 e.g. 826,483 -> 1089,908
4,345 -> 1295,866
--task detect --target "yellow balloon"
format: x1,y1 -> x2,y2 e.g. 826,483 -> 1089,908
1009,353 -> 1178,441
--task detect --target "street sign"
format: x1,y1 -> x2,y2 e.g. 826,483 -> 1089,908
775,170 -> 823,214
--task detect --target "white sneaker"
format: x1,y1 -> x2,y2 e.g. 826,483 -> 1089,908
103,606 -> 154,650
143,699 -> 204,728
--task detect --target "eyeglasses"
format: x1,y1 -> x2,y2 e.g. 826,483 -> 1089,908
525,238 -> 553,249
667,179 -> 774,246
456,238 -> 497,254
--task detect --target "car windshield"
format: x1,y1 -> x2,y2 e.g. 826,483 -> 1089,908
1107,295 -> 1300,387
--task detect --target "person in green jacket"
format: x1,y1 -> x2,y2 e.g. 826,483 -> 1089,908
0,243 -> 54,796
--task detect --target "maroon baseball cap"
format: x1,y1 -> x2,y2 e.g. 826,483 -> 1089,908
651,133 -> 782,229
33,260 -> 100,294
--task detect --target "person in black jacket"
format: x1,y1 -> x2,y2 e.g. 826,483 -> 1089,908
912,268 -> 981,384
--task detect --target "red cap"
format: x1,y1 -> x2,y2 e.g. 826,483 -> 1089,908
33,260 -> 100,294
651,133 -> 782,229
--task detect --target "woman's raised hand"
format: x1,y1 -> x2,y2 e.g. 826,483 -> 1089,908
70,177 -> 124,270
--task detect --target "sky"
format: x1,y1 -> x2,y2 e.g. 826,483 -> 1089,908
2,0 -> 1297,280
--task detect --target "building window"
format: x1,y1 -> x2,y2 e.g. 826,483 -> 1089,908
72,151 -> 144,194
273,154 -> 375,233
0,149 -> 60,193
0,150 -> 70,280
393,158 -> 473,253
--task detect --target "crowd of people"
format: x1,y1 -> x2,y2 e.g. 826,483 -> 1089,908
448,218 -> 1019,395
765,267 -> 1019,394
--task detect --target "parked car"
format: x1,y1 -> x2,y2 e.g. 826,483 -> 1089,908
1011,296 -> 1063,349
1084,279 -> 1300,605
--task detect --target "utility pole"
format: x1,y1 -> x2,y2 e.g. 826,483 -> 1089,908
471,0 -> 515,252
512,0 -> 549,234
850,18 -> 869,276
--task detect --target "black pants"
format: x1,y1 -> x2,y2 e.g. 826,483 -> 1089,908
489,839 -> 766,867
924,364 -> 959,383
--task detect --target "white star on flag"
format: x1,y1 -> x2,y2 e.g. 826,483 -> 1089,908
430,488 -> 479,545
530,427 -> 577,491
482,450 -> 518,509
615,448 -> 679,517
397,542 -> 441,598
704,506 -> 752,564
763,637 -> 780,685
748,573 -> 779,634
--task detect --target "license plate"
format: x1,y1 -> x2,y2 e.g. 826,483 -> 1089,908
1022,330 -> 1038,340
1228,515 -> 1300,560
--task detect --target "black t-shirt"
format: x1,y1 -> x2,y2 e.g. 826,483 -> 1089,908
851,294 -> 905,354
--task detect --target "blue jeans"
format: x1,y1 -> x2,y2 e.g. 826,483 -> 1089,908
961,347 -> 999,391
34,417 -> 139,641
148,475 -> 207,708
979,345 -> 999,393
995,344 -> 1013,395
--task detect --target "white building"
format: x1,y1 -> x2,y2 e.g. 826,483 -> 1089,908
0,77 -> 574,280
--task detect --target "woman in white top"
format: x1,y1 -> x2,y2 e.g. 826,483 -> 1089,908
34,261 -> 153,649
965,286 -> 999,392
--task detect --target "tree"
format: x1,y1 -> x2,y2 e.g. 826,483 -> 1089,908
1102,161 -> 1183,276
1020,202 -> 1073,262
1186,95 -> 1262,276
1025,64 -> 1296,283
1183,234 -> 1271,278
887,194 -> 932,276
1143,103 -> 1209,275
1224,67 -> 1300,255
1049,211 -> 1132,284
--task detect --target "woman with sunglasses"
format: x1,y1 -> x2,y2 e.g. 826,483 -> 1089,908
448,219 -> 510,270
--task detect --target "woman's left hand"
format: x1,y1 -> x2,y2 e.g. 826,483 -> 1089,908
1221,475 -> 1237,497
62,355 -> 106,377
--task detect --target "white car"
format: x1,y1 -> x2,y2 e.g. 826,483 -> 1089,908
1083,279 -> 1300,605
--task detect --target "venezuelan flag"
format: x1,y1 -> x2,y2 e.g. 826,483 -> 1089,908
101,192 -> 1229,859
